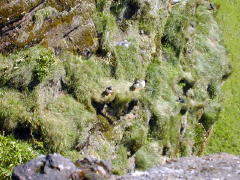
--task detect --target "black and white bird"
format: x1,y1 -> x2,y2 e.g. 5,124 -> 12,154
176,96 -> 185,103
102,86 -> 113,97
130,80 -> 146,91
171,0 -> 181,5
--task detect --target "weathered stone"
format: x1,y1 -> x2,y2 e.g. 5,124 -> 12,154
12,154 -> 115,180
119,153 -> 240,180
12,154 -> 77,180
0,0 -> 98,54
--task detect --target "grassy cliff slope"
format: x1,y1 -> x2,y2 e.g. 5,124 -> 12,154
0,0 -> 232,179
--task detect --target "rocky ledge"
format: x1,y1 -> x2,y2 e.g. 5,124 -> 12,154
120,153 -> 240,180
12,153 -> 240,180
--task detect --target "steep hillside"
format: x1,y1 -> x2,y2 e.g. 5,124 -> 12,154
205,0 -> 240,154
0,0 -> 231,178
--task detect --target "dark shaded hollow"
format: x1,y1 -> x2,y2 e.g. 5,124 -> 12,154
207,83 -> 216,99
96,47 -> 108,57
148,115 -> 158,132
91,100 -> 105,115
162,146 -> 170,156
14,125 -> 32,140
161,35 -> 181,57
124,0 -> 140,19
180,125 -> 184,135
178,79 -> 194,96
180,107 -> 187,115
222,71 -> 231,81
198,113 -> 211,131
127,100 -> 138,113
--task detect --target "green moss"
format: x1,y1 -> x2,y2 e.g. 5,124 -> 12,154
63,54 -> 110,107
161,6 -> 189,56
199,102 -> 221,131
145,60 -> 180,100
194,123 -> 205,154
112,145 -> 128,175
114,43 -> 145,80
122,123 -> 148,155
0,89 -> 34,132
135,141 -> 163,170
42,95 -> 96,152
96,0 -> 109,12
61,150 -> 83,162
138,2 -> 156,35
33,7 -> 58,31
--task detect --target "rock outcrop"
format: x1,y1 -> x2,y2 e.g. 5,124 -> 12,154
119,153 -> 240,180
12,153 -> 240,180
0,0 -> 98,55
12,154 -> 114,180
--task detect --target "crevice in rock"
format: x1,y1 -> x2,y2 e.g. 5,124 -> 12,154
91,100 -> 106,115
63,25 -> 80,38
222,74 -> 230,81
14,123 -> 42,141
180,125 -> 185,135
0,0 -> 47,36
96,47 -> 108,57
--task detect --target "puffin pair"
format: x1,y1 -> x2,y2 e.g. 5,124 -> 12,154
102,79 -> 146,97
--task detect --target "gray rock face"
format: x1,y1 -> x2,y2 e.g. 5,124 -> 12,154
12,154 -> 114,180
119,153 -> 240,180
12,154 -> 77,180
12,153 -> 240,180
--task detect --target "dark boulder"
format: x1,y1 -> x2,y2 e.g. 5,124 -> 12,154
12,154 -> 77,180
12,154 -> 114,180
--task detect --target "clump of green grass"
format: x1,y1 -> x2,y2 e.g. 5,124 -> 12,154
0,46 -> 56,90
42,95 -> 96,152
112,145 -> 128,175
135,141 -> 163,170
63,54 -> 110,107
114,43 -> 145,80
0,134 -> 40,180
122,123 -> 148,155
0,89 -> 33,133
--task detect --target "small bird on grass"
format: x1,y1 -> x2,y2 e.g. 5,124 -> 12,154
102,86 -> 113,97
176,96 -> 185,103
130,80 -> 146,91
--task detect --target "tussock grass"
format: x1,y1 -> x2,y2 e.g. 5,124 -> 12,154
0,134 -> 40,179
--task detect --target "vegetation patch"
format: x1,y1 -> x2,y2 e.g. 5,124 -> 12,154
0,135 -> 40,180
205,1 -> 240,155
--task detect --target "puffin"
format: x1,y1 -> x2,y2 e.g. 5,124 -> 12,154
176,96 -> 185,103
102,86 -> 113,97
171,0 -> 181,5
130,80 -> 146,91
